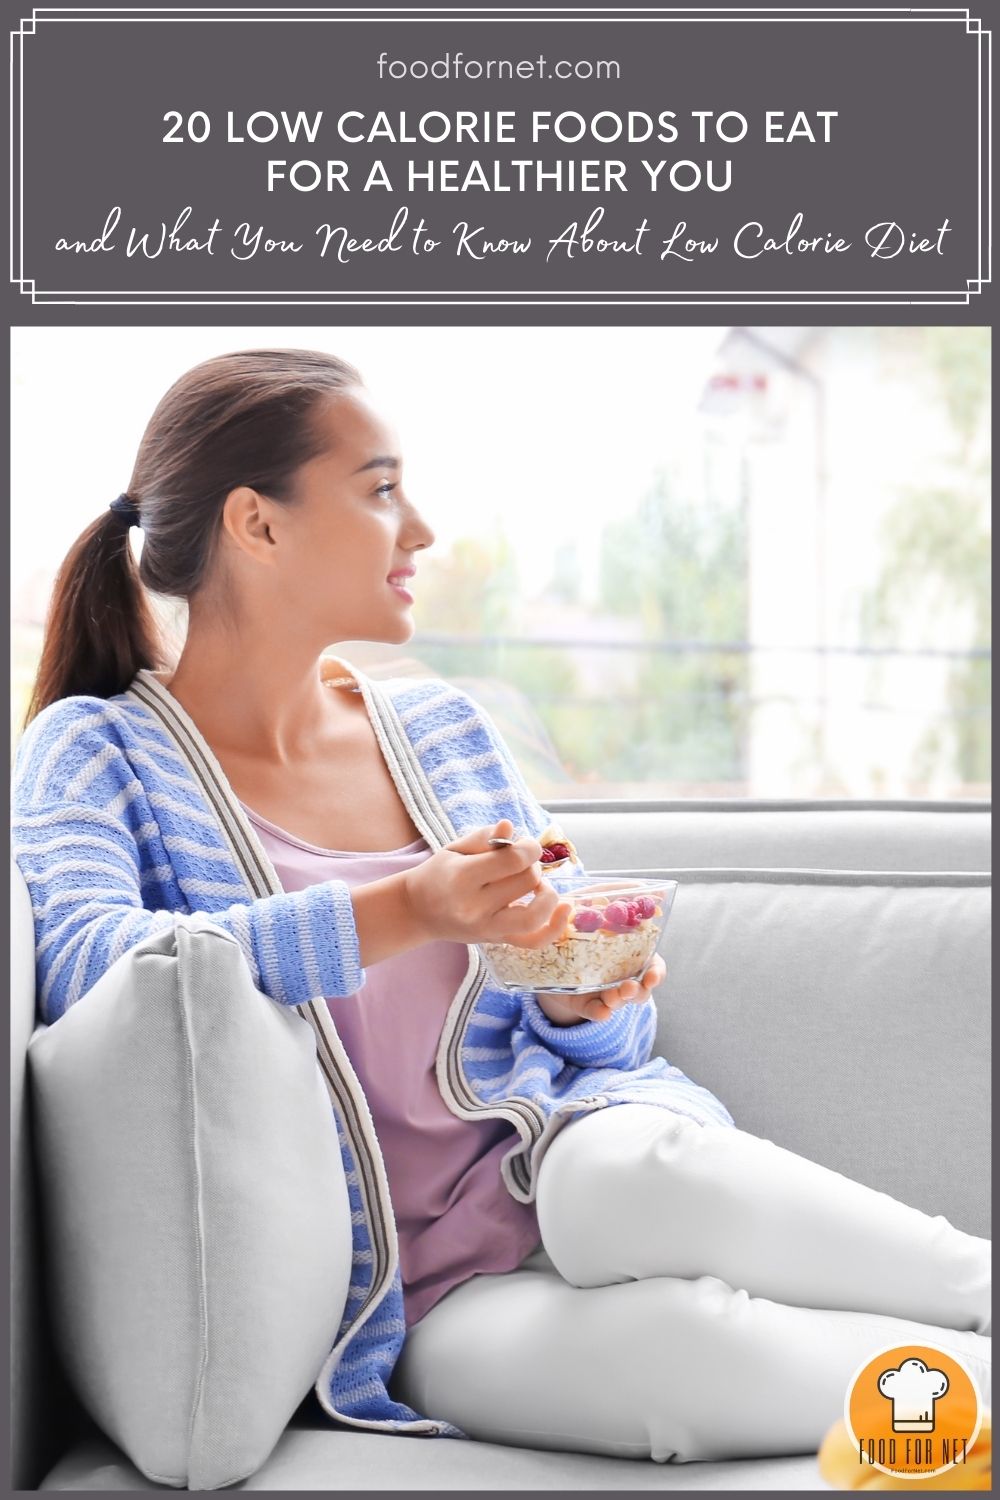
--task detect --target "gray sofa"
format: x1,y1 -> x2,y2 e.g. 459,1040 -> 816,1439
11,798 -> 991,1491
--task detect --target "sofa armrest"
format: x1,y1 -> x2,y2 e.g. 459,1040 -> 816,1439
10,854 -> 81,1488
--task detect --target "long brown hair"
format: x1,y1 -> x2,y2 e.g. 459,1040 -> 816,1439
23,347 -> 361,728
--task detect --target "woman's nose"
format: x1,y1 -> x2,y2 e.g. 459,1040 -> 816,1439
405,505 -> 435,551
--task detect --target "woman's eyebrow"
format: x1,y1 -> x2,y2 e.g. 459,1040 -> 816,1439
351,455 -> 400,474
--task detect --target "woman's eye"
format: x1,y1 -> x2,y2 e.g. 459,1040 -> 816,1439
374,481 -> 398,501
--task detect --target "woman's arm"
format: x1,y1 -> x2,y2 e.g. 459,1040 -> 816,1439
520,988 -> 660,1071
12,709 -> 371,1022
349,872 -> 427,967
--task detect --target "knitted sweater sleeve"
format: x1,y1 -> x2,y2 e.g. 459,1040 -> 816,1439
11,704 -> 364,1025
447,687 -> 659,1072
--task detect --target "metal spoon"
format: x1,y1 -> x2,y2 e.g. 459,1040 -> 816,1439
487,836 -> 515,848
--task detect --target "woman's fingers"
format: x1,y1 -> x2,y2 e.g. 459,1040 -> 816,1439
448,821 -> 543,871
523,954 -> 667,1028
446,819 -> 514,856
597,957 -> 667,1011
481,864 -> 547,912
635,954 -> 666,992
491,890 -> 573,948
601,980 -> 641,1007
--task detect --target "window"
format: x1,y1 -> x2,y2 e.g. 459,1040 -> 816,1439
11,326 -> 990,799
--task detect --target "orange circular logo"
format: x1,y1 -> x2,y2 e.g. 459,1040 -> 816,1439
844,1341 -> 985,1481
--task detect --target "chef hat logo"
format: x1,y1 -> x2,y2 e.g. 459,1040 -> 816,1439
878,1357 -> 950,1432
844,1343 -> 982,1482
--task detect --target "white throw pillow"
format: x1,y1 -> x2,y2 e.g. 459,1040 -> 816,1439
27,913 -> 353,1490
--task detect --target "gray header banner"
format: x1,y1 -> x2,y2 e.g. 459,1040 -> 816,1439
9,6 -> 992,305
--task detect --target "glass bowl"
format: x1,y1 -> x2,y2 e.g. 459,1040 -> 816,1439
478,874 -> 678,996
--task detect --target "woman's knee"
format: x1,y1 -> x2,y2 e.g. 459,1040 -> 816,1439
539,1106 -> 701,1208
535,1108 -> 716,1283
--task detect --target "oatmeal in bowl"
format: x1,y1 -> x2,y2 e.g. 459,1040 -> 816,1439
479,874 -> 678,996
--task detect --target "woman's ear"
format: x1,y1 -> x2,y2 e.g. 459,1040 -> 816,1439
220,486 -> 278,560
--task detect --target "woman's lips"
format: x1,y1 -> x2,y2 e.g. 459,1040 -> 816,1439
387,571 -> 415,603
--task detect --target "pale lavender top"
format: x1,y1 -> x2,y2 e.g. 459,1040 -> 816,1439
239,801 -> 542,1328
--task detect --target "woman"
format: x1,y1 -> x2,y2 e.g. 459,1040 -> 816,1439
12,349 -> 990,1466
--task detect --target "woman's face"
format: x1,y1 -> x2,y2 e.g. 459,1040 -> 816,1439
239,386 -> 435,648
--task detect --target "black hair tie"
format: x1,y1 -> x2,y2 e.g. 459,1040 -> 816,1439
109,493 -> 141,528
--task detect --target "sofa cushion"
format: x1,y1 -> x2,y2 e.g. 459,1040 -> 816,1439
27,915 -> 353,1491
639,866 -> 991,1237
40,1424 -> 833,1490
549,799 -> 991,874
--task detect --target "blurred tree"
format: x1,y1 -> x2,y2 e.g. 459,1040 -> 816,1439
411,527 -> 579,787
413,529 -> 518,677
596,465 -> 749,781
859,328 -> 990,789
417,529 -> 517,636
548,541 -> 582,605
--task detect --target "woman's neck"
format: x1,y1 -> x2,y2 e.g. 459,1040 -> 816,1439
164,635 -> 360,766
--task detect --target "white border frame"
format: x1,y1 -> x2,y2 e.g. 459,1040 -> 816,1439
8,5 -> 993,304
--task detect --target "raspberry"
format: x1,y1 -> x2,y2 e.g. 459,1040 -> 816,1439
602,901 -> 632,930
634,896 -> 657,920
572,908 -> 603,933
542,842 -> 571,863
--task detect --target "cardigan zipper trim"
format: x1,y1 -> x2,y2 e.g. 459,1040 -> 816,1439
124,660 -> 599,1422
358,670 -> 612,1199
129,662 -> 584,1200
124,670 -> 450,1435
124,674 -> 393,1248
357,671 -> 547,1196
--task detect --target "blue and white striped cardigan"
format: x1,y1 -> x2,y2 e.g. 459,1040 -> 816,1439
11,656 -> 735,1439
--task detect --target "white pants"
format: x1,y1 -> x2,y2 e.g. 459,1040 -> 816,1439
390,1105 -> 991,1464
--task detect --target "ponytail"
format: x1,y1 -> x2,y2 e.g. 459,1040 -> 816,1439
22,508 -> 162,729
21,346 -> 362,732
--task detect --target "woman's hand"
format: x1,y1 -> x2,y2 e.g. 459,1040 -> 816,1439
402,818 -> 573,948
534,952 -> 667,1027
